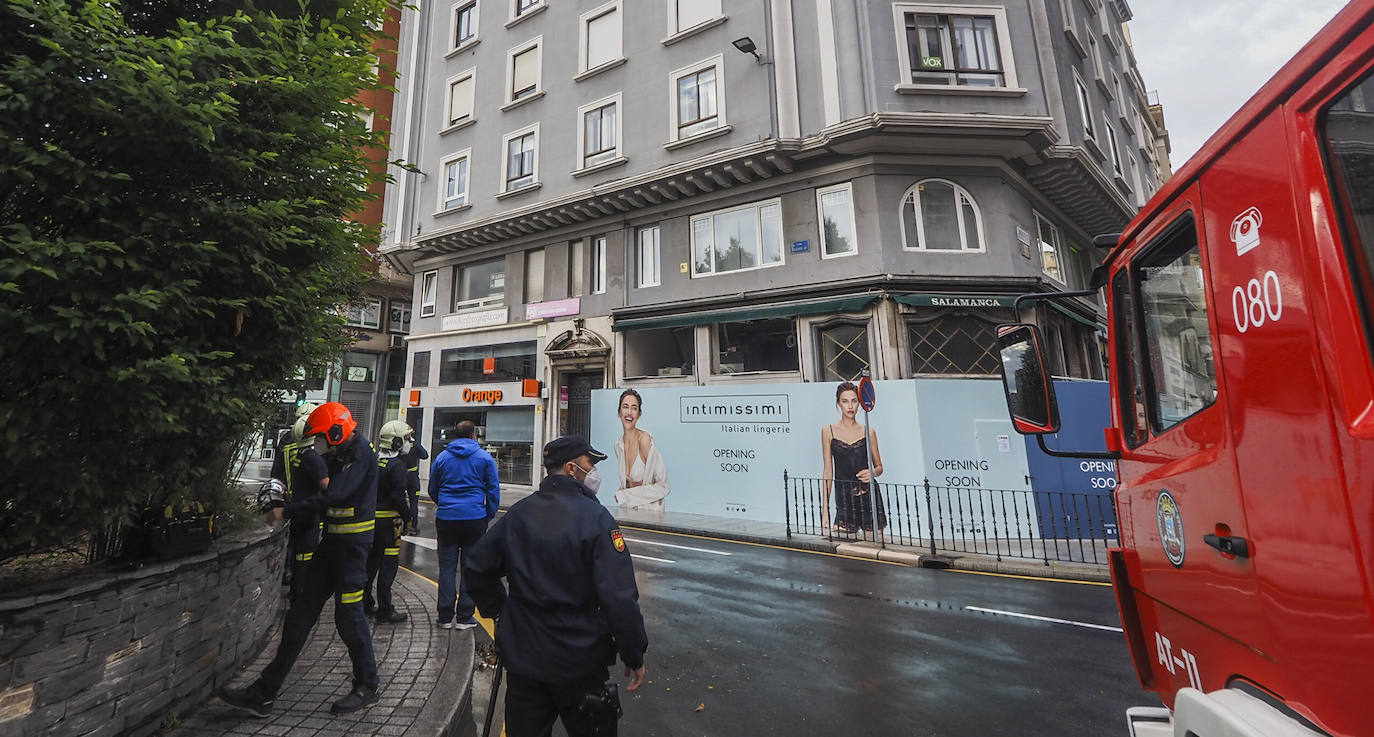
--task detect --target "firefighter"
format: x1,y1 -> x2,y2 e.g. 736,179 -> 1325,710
366,420 -> 415,624
401,429 -> 428,534
220,402 -> 381,717
464,435 -> 648,737
281,406 -> 327,604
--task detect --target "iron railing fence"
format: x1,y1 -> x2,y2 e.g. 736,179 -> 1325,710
783,472 -> 1119,566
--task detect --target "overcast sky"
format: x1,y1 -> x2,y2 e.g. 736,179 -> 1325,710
1127,0 -> 1348,168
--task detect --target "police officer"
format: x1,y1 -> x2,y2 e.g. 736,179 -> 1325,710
400,428 -> 429,534
220,402 -> 382,717
366,420 -> 415,623
463,435 -> 648,737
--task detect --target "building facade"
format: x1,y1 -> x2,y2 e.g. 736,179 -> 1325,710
381,0 -> 1170,487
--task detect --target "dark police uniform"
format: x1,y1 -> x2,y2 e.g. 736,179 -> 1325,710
464,442 -> 648,737
402,441 -> 429,532
366,453 -> 413,619
255,433 -> 379,699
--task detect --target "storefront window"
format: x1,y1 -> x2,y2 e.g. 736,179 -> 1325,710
624,327 -> 694,377
438,341 -> 536,384
907,309 -> 1010,375
342,351 -> 379,383
432,407 -> 535,485
816,322 -> 870,381
716,318 -> 799,374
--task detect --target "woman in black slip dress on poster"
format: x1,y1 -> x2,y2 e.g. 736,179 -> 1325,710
821,382 -> 887,538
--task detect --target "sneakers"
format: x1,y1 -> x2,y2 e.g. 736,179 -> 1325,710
376,610 -> 408,624
331,684 -> 379,715
436,618 -> 455,629
219,683 -> 274,718
452,617 -> 479,631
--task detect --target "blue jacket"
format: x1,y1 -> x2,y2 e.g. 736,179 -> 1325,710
428,438 -> 500,521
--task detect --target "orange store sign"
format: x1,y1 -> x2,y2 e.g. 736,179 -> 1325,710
463,388 -> 504,404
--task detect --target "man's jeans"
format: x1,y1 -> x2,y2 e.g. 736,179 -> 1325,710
436,518 -> 488,623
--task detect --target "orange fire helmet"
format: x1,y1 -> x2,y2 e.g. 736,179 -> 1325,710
304,402 -> 357,446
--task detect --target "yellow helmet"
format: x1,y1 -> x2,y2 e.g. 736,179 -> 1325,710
379,420 -> 414,452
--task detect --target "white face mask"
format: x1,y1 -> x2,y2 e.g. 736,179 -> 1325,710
401,441 -> 413,456
313,436 -> 330,455
581,465 -> 602,493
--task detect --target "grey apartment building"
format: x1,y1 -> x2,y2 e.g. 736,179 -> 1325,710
380,0 -> 1169,485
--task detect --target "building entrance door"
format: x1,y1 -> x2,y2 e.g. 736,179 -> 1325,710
561,372 -> 603,438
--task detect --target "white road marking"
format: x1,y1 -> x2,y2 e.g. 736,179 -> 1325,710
966,606 -> 1124,633
623,537 -> 732,556
631,554 -> 675,564
402,536 -> 437,551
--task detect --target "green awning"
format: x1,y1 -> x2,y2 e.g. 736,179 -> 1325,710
611,294 -> 880,332
895,293 -> 1018,309
1048,299 -> 1106,329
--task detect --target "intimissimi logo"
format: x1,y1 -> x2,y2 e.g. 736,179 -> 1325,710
680,395 -> 791,423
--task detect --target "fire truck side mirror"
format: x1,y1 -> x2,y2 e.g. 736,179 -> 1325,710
995,323 -> 1061,435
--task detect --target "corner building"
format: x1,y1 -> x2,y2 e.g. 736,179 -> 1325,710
381,0 -> 1169,488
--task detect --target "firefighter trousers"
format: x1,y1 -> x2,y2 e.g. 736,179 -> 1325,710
365,514 -> 405,615
286,517 -> 322,605
256,535 -> 377,695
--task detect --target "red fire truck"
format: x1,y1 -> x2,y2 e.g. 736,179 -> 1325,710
996,2 -> 1374,735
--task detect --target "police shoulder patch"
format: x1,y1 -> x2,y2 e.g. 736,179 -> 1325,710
610,529 -> 626,553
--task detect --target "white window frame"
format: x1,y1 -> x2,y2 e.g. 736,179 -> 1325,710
689,197 -> 785,278
1035,212 -> 1066,285
504,37 -> 543,107
816,182 -> 859,259
420,271 -> 438,317
450,0 -> 479,53
388,300 -> 412,334
575,92 -> 624,172
891,4 -> 1021,93
668,55 -> 727,144
667,0 -> 724,37
345,297 -> 383,329
1074,70 -> 1095,140
500,124 -> 540,193
443,68 -> 477,131
510,0 -> 544,24
437,148 -> 471,212
1104,116 -> 1123,176
637,226 -> 661,288
579,1 -> 624,75
899,178 -> 986,253
591,237 -> 608,295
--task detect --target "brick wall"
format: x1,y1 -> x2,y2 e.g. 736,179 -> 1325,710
0,527 -> 287,737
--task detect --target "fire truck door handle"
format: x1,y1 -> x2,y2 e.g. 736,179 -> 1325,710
1202,533 -> 1250,559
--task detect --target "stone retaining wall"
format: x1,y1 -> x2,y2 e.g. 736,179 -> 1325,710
0,527 -> 287,737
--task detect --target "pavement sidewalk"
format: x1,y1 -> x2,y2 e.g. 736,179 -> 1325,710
500,487 -> 1110,583
168,568 -> 475,737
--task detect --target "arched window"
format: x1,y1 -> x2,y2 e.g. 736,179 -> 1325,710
900,179 -> 985,252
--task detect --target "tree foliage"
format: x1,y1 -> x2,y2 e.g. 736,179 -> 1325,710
0,0 -> 389,558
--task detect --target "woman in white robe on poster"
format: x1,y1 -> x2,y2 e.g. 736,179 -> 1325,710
613,389 -> 670,512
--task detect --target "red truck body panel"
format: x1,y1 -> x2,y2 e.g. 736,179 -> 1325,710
1104,2 -> 1374,733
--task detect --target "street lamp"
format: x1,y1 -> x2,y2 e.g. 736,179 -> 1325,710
732,36 -> 762,63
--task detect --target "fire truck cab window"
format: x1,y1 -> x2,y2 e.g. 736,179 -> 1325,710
1135,217 -> 1218,433
1322,71 -> 1374,352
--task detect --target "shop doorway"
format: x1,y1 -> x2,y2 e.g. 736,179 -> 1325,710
561,372 -> 603,438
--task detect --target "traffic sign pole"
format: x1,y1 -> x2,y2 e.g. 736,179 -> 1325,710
857,374 -> 884,548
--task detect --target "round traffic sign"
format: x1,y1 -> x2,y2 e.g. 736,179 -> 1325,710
857,377 -> 876,412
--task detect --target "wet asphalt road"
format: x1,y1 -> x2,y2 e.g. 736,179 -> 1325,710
394,500 -> 1156,737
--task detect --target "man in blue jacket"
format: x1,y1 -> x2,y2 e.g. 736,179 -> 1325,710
428,420 -> 500,629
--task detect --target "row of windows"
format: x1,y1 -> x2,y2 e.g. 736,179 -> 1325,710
419,179 -> 1089,318
410,311 -> 1100,384
450,0 -> 718,57
344,297 -> 412,334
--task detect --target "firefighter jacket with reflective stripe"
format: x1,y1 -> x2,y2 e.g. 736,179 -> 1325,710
376,455 -> 412,525
284,434 -> 378,539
